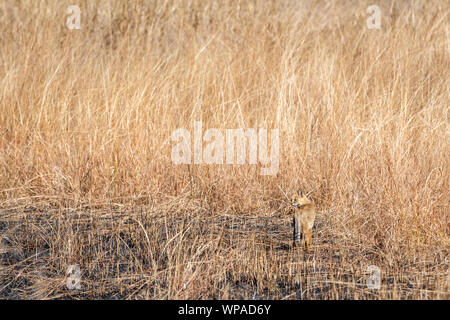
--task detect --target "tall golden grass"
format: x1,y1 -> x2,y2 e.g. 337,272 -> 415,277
0,0 -> 448,299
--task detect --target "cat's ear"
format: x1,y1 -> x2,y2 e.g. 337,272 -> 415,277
297,189 -> 302,197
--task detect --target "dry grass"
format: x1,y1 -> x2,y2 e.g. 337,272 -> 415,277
0,0 -> 449,299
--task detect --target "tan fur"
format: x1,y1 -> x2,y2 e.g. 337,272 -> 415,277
291,190 -> 316,252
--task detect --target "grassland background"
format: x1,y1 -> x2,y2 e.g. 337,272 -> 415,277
0,0 -> 448,299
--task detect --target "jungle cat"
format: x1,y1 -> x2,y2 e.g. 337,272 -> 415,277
291,190 -> 316,252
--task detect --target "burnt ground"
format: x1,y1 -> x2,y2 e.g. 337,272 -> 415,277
0,205 -> 448,299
